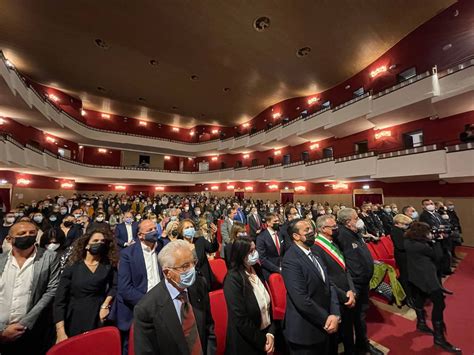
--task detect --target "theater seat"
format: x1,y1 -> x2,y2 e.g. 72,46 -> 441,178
216,219 -> 224,259
47,326 -> 121,355
209,258 -> 228,287
209,289 -> 228,355
380,236 -> 394,258
267,273 -> 286,320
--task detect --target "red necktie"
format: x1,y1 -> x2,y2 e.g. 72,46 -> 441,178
177,292 -> 203,355
274,232 -> 280,255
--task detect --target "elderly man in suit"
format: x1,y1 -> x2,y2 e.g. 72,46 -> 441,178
248,206 -> 263,241
282,218 -> 340,354
113,219 -> 164,355
220,207 -> 236,258
134,240 -> 215,355
115,211 -> 138,249
0,221 -> 60,355
256,212 -> 284,280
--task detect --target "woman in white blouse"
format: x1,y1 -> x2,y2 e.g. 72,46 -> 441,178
223,235 -> 276,354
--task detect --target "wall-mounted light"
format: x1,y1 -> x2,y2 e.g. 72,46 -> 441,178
61,182 -> 74,189
164,155 -> 171,160
79,145 -> 83,149
48,94 -> 59,102
374,130 -> 391,140
243,154 -> 249,159
227,185 -> 234,190
172,127 -> 180,132
115,185 -> 126,191
190,131 -> 195,136
155,186 -> 165,191
307,97 -> 319,105
211,156 -> 218,161
139,121 -> 147,126
242,123 -> 250,128
81,109 -> 86,116
101,113 -> 110,118
0,118 -> 5,125
17,178 -> 31,185
244,186 -> 253,191
333,182 -> 348,190
268,184 -> 279,190
310,143 -> 319,150
274,150 -> 281,156
205,187 -> 209,191
211,129 -> 219,134
98,148 -> 107,153
211,186 -> 219,190
370,65 -> 387,78
295,186 -> 306,192
0,179 -> 8,184
362,185 -> 370,190
272,112 -> 281,119
46,136 -> 56,143
5,60 -> 14,69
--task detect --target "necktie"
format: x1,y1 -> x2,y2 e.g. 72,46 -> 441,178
274,232 -> 280,255
309,253 -> 325,282
177,292 -> 203,355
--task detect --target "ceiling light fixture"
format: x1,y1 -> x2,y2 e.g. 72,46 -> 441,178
138,97 -> 146,102
149,59 -> 158,66
101,113 -> 110,118
190,75 -> 199,81
97,86 -> 106,92
223,87 -> 231,92
253,16 -> 271,32
94,39 -> 110,49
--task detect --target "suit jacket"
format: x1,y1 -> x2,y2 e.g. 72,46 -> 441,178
133,276 -> 215,355
256,229 -> 283,280
419,210 -> 443,229
115,222 -> 138,248
282,243 -> 340,346
193,236 -> 219,289
313,243 -> 355,305
233,210 -> 246,224
63,225 -> 83,248
220,218 -> 233,258
113,241 -> 164,331
223,266 -> 276,354
248,214 -> 262,240
279,221 -> 292,255
379,211 -> 393,235
0,248 -> 60,330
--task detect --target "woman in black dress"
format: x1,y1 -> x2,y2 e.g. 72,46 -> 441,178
178,219 -> 219,289
54,228 -> 118,342
391,214 -> 413,306
223,235 -> 276,355
404,222 -> 461,353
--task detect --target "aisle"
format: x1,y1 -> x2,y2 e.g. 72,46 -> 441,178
366,246 -> 474,354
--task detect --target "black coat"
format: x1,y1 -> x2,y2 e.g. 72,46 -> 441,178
404,238 -> 442,293
282,243 -> 340,346
223,265 -> 276,355
248,214 -> 263,240
133,276 -> 214,355
419,210 -> 443,229
334,225 -> 374,290
379,211 -> 393,235
193,236 -> 219,289
256,229 -> 283,280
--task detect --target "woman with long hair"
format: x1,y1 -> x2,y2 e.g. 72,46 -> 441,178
223,235 -> 276,354
53,228 -> 118,343
405,222 -> 461,353
224,222 -> 246,267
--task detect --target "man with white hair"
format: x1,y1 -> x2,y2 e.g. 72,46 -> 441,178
134,240 -> 215,355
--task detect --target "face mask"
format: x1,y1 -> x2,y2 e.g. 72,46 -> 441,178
144,230 -> 158,242
13,235 -> 37,250
330,226 -> 339,239
49,215 -> 57,222
269,208 -> 274,212
355,219 -> 365,230
96,216 -> 104,222
63,221 -> 74,228
425,205 -> 435,212
136,215 -> 142,221
327,209 -> 333,214
318,210 -> 325,215
340,206 -> 346,209
33,215 -> 43,223
247,250 -> 259,266
60,209 -> 67,215
441,214 -> 449,220
44,203 -> 50,208
272,223 -> 280,231
176,267 -> 196,289
195,211 -> 201,216
171,230 -> 179,238
447,205 -> 454,211
392,208 -> 398,213
411,211 -> 419,219
31,203 -> 37,208
6,217 -> 15,224
183,228 -> 196,240
184,207 -> 189,212
170,216 -> 178,221
125,217 -> 133,224
47,243 -> 60,251
302,231 -> 316,247
307,214 -> 313,219
88,243 -> 107,255
384,208 -> 392,213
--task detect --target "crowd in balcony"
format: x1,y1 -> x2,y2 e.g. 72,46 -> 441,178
0,192 -> 464,354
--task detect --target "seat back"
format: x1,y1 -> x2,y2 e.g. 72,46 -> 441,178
366,242 -> 380,260
209,258 -> 228,286
209,290 -> 228,355
47,326 -> 121,355
374,241 -> 390,259
267,273 -> 286,320
380,236 -> 394,258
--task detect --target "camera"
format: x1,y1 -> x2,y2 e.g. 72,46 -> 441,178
431,225 -> 451,240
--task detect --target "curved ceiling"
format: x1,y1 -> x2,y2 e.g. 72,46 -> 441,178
0,0 -> 455,127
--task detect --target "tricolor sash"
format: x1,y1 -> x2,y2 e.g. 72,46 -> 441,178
315,234 -> 346,270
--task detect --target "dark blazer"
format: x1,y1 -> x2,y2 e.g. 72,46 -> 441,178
63,225 -> 83,248
115,222 -> 138,248
282,243 -> 340,346
313,243 -> 355,305
404,238 -> 442,293
133,276 -> 214,355
112,241 -> 164,331
193,236 -> 219,289
379,211 -> 394,235
419,210 -> 443,229
256,229 -> 283,280
335,225 -> 374,290
248,213 -> 263,240
223,265 -> 276,355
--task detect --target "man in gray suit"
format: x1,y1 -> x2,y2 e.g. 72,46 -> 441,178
0,221 -> 60,355
220,207 -> 237,258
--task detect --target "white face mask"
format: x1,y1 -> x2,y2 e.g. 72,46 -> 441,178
5,217 -> 15,224
355,219 -> 365,230
46,243 -> 60,251
384,208 -> 392,213
441,214 -> 449,220
425,204 -> 435,212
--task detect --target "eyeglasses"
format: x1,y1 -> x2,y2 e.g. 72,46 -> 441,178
323,226 -> 338,230
169,259 -> 197,272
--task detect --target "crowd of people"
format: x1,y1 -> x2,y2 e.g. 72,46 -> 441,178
0,192 -> 464,354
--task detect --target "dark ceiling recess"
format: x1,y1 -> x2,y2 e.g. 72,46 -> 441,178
253,16 -> 271,32
149,59 -> 158,66
190,75 -> 199,81
172,106 -> 178,110
138,97 -> 146,102
97,86 -> 106,92
296,47 -> 311,57
94,38 -> 110,50
223,87 -> 231,92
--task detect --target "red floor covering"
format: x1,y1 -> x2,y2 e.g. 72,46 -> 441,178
366,246 -> 474,354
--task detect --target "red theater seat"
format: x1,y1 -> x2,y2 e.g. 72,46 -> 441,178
209,289 -> 228,355
47,326 -> 121,355
380,236 -> 394,258
209,258 -> 228,286
267,273 -> 286,320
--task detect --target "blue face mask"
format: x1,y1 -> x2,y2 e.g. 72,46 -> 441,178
125,217 -> 133,224
411,211 -> 419,220
178,267 -> 196,289
144,230 -> 158,243
183,228 -> 196,240
247,250 -> 259,266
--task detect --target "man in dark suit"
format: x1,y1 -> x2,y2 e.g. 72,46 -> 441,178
280,204 -> 299,254
134,240 -> 215,355
115,211 -> 138,249
256,212 -> 284,280
336,209 -> 382,355
233,203 -> 247,224
379,205 -> 394,235
314,215 -> 356,355
248,206 -> 263,241
282,218 -> 340,354
113,219 -> 164,354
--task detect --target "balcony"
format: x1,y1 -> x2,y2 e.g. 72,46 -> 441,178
334,152 -> 377,178
439,142 -> 474,183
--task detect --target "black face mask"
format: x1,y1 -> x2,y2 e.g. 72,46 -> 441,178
331,227 -> 339,240
303,231 -> 316,247
272,223 -> 280,231
88,243 -> 107,255
13,235 -> 37,250
63,221 -> 74,228
171,230 -> 179,238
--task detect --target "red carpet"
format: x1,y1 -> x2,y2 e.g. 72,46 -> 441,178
367,246 -> 474,354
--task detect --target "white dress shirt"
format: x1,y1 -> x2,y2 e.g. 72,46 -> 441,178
247,272 -> 271,330
140,242 -> 160,291
266,227 -> 280,250
0,250 -> 36,326
296,244 -> 325,282
165,278 -> 184,323
126,223 -> 134,243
